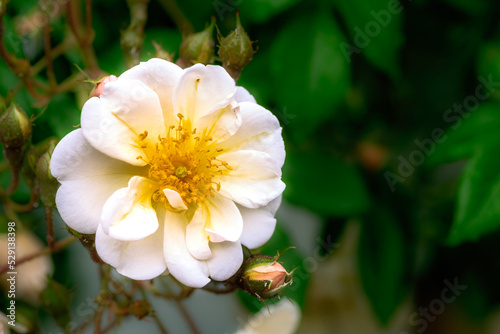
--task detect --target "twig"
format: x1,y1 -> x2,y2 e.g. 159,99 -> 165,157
0,236 -> 76,275
45,206 -> 55,251
0,20 -> 16,69
157,0 -> 194,34
65,0 -> 101,78
151,312 -> 169,334
43,23 -> 57,89
175,300 -> 201,334
94,306 -> 103,334
85,0 -> 93,43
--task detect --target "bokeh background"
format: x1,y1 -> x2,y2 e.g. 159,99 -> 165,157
2,0 -> 500,333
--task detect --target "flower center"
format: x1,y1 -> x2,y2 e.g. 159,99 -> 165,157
136,113 -> 232,209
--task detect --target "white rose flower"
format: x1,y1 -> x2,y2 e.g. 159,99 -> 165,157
50,59 -> 285,287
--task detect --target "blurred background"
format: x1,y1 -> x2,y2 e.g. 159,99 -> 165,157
2,0 -> 500,333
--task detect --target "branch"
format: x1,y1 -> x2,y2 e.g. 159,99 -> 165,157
0,236 -> 76,275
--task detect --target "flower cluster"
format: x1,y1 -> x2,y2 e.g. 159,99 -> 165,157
50,59 -> 285,287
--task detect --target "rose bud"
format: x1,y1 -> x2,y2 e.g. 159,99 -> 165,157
0,101 -> 32,149
218,12 -> 255,81
90,75 -> 118,98
239,253 -> 295,300
178,17 -> 216,67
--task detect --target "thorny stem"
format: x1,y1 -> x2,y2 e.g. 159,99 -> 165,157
45,206 -> 55,251
161,279 -> 200,334
32,40 -> 73,75
85,0 -> 93,43
94,306 -> 103,334
157,0 -> 194,34
0,20 -> 15,69
43,23 -> 57,89
66,0 -> 101,78
0,236 -> 76,275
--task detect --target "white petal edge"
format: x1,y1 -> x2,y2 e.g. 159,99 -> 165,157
100,176 -> 158,241
95,224 -> 167,280
118,58 -> 183,127
216,150 -> 286,209
173,63 -> 236,123
81,78 -> 165,166
218,102 -> 285,169
163,209 -> 210,288
234,86 -> 256,104
207,240 -> 243,282
51,129 -> 142,234
239,196 -> 282,250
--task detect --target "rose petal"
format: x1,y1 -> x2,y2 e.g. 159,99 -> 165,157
215,150 -> 285,208
236,300 -> 301,334
51,129 -> 143,234
163,209 -> 210,288
163,188 -> 188,211
185,206 -> 212,260
173,64 -> 236,123
100,176 -> 158,241
234,86 -> 256,104
207,240 -> 243,282
96,224 -> 167,280
239,196 -> 282,249
203,193 -> 243,243
81,78 -> 165,165
218,102 -> 285,168
119,58 -> 183,127
196,100 -> 242,143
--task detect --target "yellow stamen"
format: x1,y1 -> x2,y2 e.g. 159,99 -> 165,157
136,115 -> 232,208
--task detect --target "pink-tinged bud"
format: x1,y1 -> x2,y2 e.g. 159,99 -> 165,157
238,251 -> 295,300
218,12 -> 255,81
90,75 -> 118,98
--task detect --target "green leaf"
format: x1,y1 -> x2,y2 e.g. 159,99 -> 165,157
477,42 -> 500,102
358,206 -> 407,325
443,0 -> 489,16
283,150 -> 370,216
270,12 -> 350,143
447,144 -> 500,245
236,0 -> 303,23
426,103 -> 500,166
334,0 -> 404,79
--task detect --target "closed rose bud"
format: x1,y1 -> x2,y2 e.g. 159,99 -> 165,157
90,75 -> 118,98
0,101 -> 32,149
239,253 -> 295,300
178,17 -> 215,67
218,12 -> 254,81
